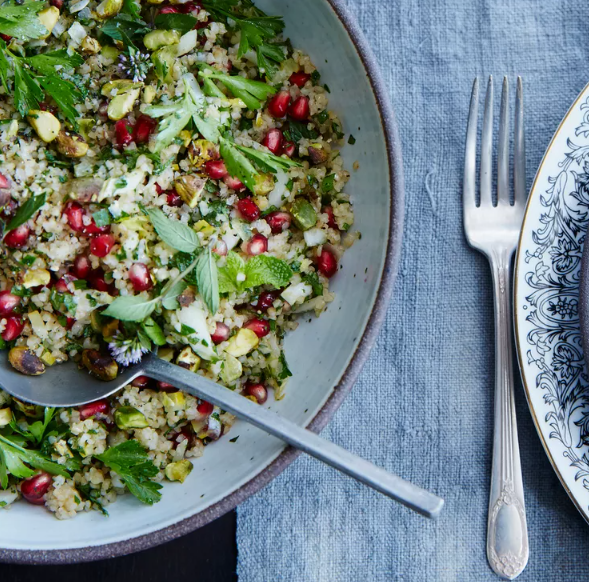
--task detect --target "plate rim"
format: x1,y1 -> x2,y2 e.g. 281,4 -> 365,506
0,0 -> 405,564
514,80 -> 589,525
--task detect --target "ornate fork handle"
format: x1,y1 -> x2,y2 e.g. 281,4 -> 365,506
486,248 -> 529,580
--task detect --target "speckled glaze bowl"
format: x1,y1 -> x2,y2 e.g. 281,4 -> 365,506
0,0 -> 404,564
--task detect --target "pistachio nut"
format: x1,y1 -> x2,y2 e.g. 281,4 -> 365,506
114,406 -> 149,429
224,328 -> 259,357
164,459 -> 193,483
56,130 -> 89,158
174,174 -> 207,208
107,87 -> 141,121
9,347 -> 45,376
27,110 -> 61,143
143,29 -> 181,51
82,349 -> 118,381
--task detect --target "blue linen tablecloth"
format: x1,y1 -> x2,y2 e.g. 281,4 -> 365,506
236,1 -> 589,579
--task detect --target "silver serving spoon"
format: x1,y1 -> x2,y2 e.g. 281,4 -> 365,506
0,352 -> 444,518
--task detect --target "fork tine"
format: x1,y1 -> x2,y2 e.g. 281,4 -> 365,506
514,77 -> 526,205
497,77 -> 509,205
480,76 -> 494,206
463,77 -> 479,213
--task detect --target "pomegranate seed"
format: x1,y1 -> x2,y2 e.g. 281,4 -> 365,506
323,206 -> 338,229
205,160 -> 228,180
0,291 -> 19,316
50,0 -> 63,8
317,249 -> 337,278
2,316 -> 24,341
0,172 -> 10,190
244,383 -> 268,404
255,290 -> 279,313
55,274 -> 77,294
268,91 -> 291,118
133,114 -> 157,144
245,233 -> 268,256
114,119 -> 133,148
159,5 -> 180,13
66,317 -> 75,329
88,270 -> 111,292
20,472 -> 52,505
157,381 -> 177,393
262,128 -> 283,155
223,175 -> 245,191
244,318 -> 270,338
290,72 -> 310,87
213,240 -> 228,257
79,399 -> 110,420
84,219 -> 111,236
73,255 -> 91,279
282,141 -> 296,158
179,1 -> 200,13
132,375 -> 152,389
288,96 -> 310,121
211,322 -> 230,344
155,183 -> 164,195
64,201 -> 85,233
4,224 -> 30,249
90,234 -> 115,258
237,198 -> 260,222
166,190 -> 183,207
129,263 -> 153,292
197,401 -> 214,415
171,425 -> 194,448
265,211 -> 291,234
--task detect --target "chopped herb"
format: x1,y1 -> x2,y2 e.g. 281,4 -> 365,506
229,436 -> 239,443
348,134 -> 356,145
5,193 -> 46,233
92,209 -> 111,228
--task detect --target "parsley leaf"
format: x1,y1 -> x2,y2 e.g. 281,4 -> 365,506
12,60 -> 44,116
5,193 -> 46,232
95,440 -> 162,505
145,73 -> 220,152
198,64 -> 276,109
37,76 -> 83,127
0,431 -> 69,489
0,2 -> 47,40
26,50 -> 84,76
219,136 -> 301,190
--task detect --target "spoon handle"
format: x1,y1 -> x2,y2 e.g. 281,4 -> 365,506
144,357 -> 444,518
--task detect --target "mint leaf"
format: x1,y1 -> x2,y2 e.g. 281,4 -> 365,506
195,249 -> 219,314
218,251 -> 246,293
6,193 -> 46,232
99,14 -> 150,44
146,207 -> 200,253
246,255 -> 293,289
102,295 -> 157,322
96,440 -> 162,505
155,13 -> 197,33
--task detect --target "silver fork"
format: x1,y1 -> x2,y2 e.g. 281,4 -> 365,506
463,76 -> 529,580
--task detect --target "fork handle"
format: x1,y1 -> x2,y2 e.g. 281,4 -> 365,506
486,249 -> 529,579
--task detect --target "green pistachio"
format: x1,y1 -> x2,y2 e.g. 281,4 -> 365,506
114,406 -> 149,429
144,29 -> 181,51
162,392 -> 186,411
56,131 -> 89,158
252,173 -> 275,197
174,174 -> 207,208
225,328 -> 259,358
81,36 -> 101,54
9,347 -> 45,376
82,349 -> 118,381
107,88 -> 141,121
0,408 -> 12,427
291,198 -> 317,231
176,346 -> 201,373
187,139 -> 217,168
27,110 -> 61,143
221,353 -> 242,384
95,0 -> 123,18
152,45 -> 178,82
23,268 -> 51,288
38,7 -> 60,39
165,459 -> 193,483
101,79 -> 144,97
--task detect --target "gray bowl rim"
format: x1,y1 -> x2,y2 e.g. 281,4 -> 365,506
1,0 -> 405,565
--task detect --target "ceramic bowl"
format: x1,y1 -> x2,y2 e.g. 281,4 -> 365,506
0,0 -> 404,563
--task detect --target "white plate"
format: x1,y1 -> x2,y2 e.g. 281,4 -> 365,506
515,82 -> 589,522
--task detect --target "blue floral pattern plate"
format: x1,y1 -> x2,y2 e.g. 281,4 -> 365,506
515,82 -> 589,522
